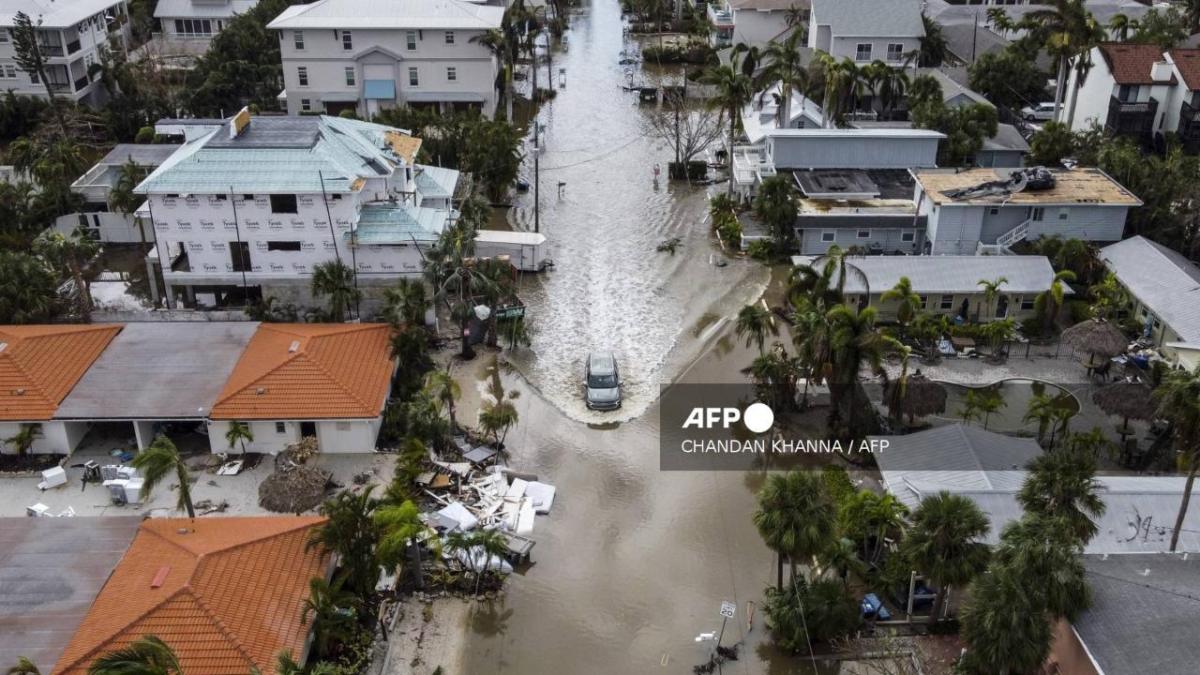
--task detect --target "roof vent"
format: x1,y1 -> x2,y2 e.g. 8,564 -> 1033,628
0,342 -> 7,353
12,388 -> 24,396
150,566 -> 171,588
256,387 -> 268,395
288,340 -> 301,353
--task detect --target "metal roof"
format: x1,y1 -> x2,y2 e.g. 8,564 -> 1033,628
0,517 -> 142,673
267,0 -> 504,30
809,0 -> 924,37
97,143 -> 181,167
349,203 -> 448,244
136,116 -> 414,194
1073,553 -> 1200,675
793,254 -> 1063,295
415,164 -> 459,200
54,322 -> 259,420
981,124 -> 1031,153
154,0 -> 256,19
1100,235 -> 1200,343
0,0 -> 123,28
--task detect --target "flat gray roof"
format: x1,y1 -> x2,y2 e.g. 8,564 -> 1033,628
0,517 -> 142,673
55,322 -> 259,420
97,143 -> 181,167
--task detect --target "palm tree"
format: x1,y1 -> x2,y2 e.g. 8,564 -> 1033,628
987,7 -> 1018,38
109,159 -> 147,247
1037,269 -> 1076,332
757,31 -> 810,128
791,300 -> 831,408
820,537 -> 866,587
375,499 -> 427,588
131,436 -> 195,519
815,54 -> 862,127
902,491 -> 990,622
753,471 -> 836,589
88,635 -> 182,675
994,514 -> 1091,620
1018,443 -> 1106,546
1024,389 -> 1058,445
881,276 -> 921,331
479,396 -> 519,447
475,257 -> 516,347
308,487 -> 381,598
1186,0 -> 1200,35
838,489 -> 908,566
224,421 -> 252,454
917,13 -> 948,67
34,229 -> 98,319
424,367 -> 462,436
381,278 -> 429,327
1019,0 -> 1100,124
735,303 -> 778,356
1108,13 -> 1134,41
310,259 -> 360,322
273,651 -> 302,675
976,276 -> 1008,321
472,29 -> 512,121
975,388 -> 1006,430
445,528 -> 510,596
960,563 -> 1055,674
7,657 -> 40,675
826,303 -> 888,437
3,423 -> 41,458
700,54 -> 754,196
861,60 -> 907,119
301,577 -> 361,659
1154,366 -> 1200,552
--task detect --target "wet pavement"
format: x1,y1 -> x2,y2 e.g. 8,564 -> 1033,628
456,1 -> 832,672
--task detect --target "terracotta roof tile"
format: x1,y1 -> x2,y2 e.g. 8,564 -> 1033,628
0,325 -> 121,421
210,323 -> 394,420
1099,43 -> 1175,86
1169,48 -> 1200,91
52,516 -> 329,675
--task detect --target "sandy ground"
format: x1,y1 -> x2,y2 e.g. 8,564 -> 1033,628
380,598 -> 470,675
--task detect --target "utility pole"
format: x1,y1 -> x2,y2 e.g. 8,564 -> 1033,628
971,11 -> 979,64
533,43 -> 540,234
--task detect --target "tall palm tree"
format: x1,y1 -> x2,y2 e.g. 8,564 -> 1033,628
1037,269 -> 1076,332
881,276 -> 921,330
826,303 -> 888,437
902,491 -> 990,622
735,303 -> 778,356
1023,388 -> 1058,445
479,395 -> 519,447
700,50 -> 754,196
224,421 -> 252,454
974,388 -> 1007,430
1108,13 -> 1134,41
917,13 -> 948,67
301,577 -> 361,660
375,499 -> 427,588
7,657 -> 40,675
960,563 -> 1055,674
424,367 -> 462,435
131,436 -> 195,519
34,229 -> 98,319
472,29 -> 512,121
475,257 -> 516,348
757,30 -> 810,128
310,259 -> 361,322
88,635 -> 182,675
1019,0 -> 1099,124
791,299 -> 831,408
994,515 -> 1091,620
308,487 -> 381,597
1017,443 -> 1106,546
753,471 -> 836,589
976,276 -> 1008,321
1153,366 -> 1200,552
381,277 -> 429,327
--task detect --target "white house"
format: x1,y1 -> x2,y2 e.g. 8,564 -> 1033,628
0,0 -> 132,104
267,0 -> 503,118
807,0 -> 922,66
137,111 -> 458,309
61,143 -> 179,243
152,0 -> 257,56
913,167 -> 1141,255
708,0 -> 803,50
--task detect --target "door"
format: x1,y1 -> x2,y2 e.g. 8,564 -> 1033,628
300,421 -> 317,441
995,295 -> 1009,319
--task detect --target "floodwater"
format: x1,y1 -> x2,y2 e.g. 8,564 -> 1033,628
458,1 -> 846,673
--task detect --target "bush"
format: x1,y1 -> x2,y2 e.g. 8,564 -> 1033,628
134,126 -> 156,143
821,465 -> 856,508
641,44 -> 716,65
1067,299 -> 1092,324
668,160 -> 707,180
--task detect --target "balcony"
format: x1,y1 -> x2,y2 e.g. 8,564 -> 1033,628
66,40 -> 81,54
1180,101 -> 1200,153
45,82 -> 72,93
37,43 -> 64,57
1105,95 -> 1157,146
74,75 -> 90,92
707,4 -> 734,27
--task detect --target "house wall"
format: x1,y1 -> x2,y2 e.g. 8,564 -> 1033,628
974,149 -> 1024,168
927,203 -> 1128,253
0,421 -> 89,455
56,211 -> 150,244
1045,619 -> 1102,675
316,418 -> 380,453
278,27 -> 498,117
1070,49 -> 1115,131
1024,204 -> 1127,242
209,418 -> 381,454
0,1 -> 129,103
925,205 -> 984,254
856,291 -> 1038,323
797,225 -> 920,255
829,36 -> 920,66
732,10 -> 791,48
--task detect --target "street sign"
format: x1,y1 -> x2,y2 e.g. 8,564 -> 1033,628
495,305 -> 526,320
719,601 -> 736,618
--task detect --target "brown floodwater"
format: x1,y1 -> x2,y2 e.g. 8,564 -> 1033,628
459,2 -> 854,673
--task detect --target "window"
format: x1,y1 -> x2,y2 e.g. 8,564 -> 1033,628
297,66 -> 308,86
1117,84 -> 1138,102
0,30 -> 8,43
409,67 -> 419,86
918,295 -> 928,309
1030,206 -> 1045,221
901,231 -> 915,242
242,194 -> 255,201
336,421 -> 351,431
0,65 -> 14,78
445,31 -> 455,44
855,43 -> 872,61
294,30 -> 304,49
940,294 -> 954,310
406,31 -> 417,50
988,207 -> 999,216
267,241 -> 302,251
1020,296 -> 1036,311
447,66 -> 457,81
298,96 -> 310,110
887,43 -> 903,61
174,19 -> 212,36
345,66 -> 356,86
269,194 -> 298,213
820,231 -> 835,242
275,422 -> 286,434
857,229 -> 871,239
230,241 -> 251,272
341,30 -> 353,50
1058,207 -> 1069,220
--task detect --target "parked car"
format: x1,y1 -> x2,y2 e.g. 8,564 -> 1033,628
1020,102 -> 1057,121
584,352 -> 621,410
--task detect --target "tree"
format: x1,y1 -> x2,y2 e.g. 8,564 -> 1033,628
976,277 -> 1009,321
902,491 -> 990,622
310,259 -> 361,322
0,251 -> 58,324
224,421 -> 253,454
757,30 -> 810,128
4,423 -> 41,458
444,528 -> 510,595
1054,238 -> 1100,285
1132,7 -> 1188,49
764,577 -> 861,651
753,471 -> 836,589
1018,443 -> 1105,545
460,118 -> 523,203
1107,13 -> 1135,42
1028,121 -> 1076,167
1036,269 -> 1076,332
33,228 -> 98,319
131,436 -> 195,520
911,97 -> 999,167
382,278 -> 430,327
6,657 -> 40,675
994,514 -> 1091,620
479,396 -> 519,447
969,49 -> 1049,112
475,257 -> 517,348
88,636 -> 181,675
647,96 -> 724,175
959,563 -> 1055,674
862,60 -> 908,120
837,489 -> 908,567
472,29 -> 513,121
424,367 -> 462,437
881,276 -> 921,330
308,487 -> 381,598
700,53 -> 753,196
11,12 -> 67,136
735,303 -> 778,356
1016,0 -> 1101,125
1153,366 -> 1200,552
917,13 -> 947,67
375,499 -> 426,588
826,303 -> 888,437
753,174 -> 798,251
186,0 -> 292,115
301,577 -> 361,660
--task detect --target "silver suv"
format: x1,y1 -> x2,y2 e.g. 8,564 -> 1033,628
585,352 -> 621,410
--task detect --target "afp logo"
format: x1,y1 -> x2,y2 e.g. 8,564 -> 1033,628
682,402 -> 774,434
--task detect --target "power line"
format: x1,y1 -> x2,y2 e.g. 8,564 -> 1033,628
539,134 -> 648,171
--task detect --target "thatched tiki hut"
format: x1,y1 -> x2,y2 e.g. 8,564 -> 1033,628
1092,382 -> 1156,441
884,372 -> 948,428
1061,318 -> 1128,375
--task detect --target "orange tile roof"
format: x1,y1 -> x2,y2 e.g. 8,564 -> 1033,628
53,516 -> 329,675
210,323 -> 394,420
1099,43 -> 1176,86
0,325 -> 121,421
1169,48 -> 1200,91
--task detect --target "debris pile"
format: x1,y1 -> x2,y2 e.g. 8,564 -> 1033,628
258,436 -> 332,513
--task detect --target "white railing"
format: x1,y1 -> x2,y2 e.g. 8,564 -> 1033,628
995,218 -> 1031,247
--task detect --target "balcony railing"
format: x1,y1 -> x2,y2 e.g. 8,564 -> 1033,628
37,43 -> 64,57
45,82 -> 71,93
1106,95 -> 1157,142
66,40 -> 81,54
707,5 -> 734,27
74,75 -> 89,92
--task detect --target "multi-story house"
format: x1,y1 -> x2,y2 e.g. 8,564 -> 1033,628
912,167 -> 1141,255
707,0 -> 804,50
1068,43 -> 1200,151
0,0 -> 132,104
267,0 -> 503,118
152,0 -> 257,56
137,110 -> 459,309
807,0 -> 922,67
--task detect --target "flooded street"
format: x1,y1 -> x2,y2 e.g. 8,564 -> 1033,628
457,1 -> 816,672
